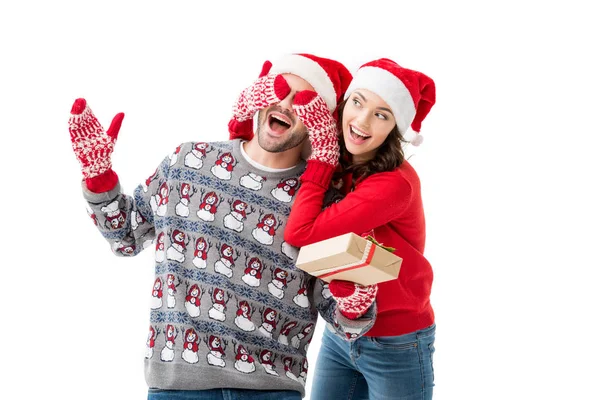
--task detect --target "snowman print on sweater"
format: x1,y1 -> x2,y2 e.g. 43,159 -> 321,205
182,328 -> 200,364
184,282 -> 203,318
204,335 -> 227,367
113,240 -> 136,256
223,199 -> 254,233
175,183 -> 197,218
150,277 -> 163,309
191,236 -> 210,269
142,167 -> 158,193
166,273 -> 179,309
258,350 -> 279,376
271,178 -> 299,203
277,318 -> 298,347
196,191 -> 220,222
234,298 -> 256,332
252,212 -> 281,246
241,256 -> 265,287
321,282 -> 332,299
184,142 -> 212,170
145,325 -> 157,359
155,232 -> 166,263
298,358 -> 309,386
211,151 -> 236,180
291,323 -> 314,350
101,200 -> 126,229
166,229 -> 189,263
213,243 -> 240,278
150,182 -> 170,217
169,145 -> 181,166
208,287 -> 230,322
131,209 -> 146,231
160,324 -> 178,362
282,357 -> 299,382
240,172 -> 266,191
293,276 -> 309,308
281,241 -> 299,260
258,307 -> 280,338
233,341 -> 256,374
267,267 -> 296,300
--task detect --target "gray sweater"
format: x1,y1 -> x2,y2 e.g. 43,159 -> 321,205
82,139 -> 374,396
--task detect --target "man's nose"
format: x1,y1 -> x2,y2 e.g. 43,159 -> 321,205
278,91 -> 295,112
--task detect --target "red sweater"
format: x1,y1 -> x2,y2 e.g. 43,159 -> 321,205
284,160 -> 434,337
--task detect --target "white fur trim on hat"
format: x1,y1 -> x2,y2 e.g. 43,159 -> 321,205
270,54 -> 337,112
344,66 -> 416,136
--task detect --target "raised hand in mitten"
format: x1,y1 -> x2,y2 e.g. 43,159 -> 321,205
69,98 -> 123,193
329,280 -> 378,320
228,67 -> 291,141
292,91 -> 339,168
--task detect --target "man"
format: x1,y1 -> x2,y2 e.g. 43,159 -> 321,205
69,54 -> 377,399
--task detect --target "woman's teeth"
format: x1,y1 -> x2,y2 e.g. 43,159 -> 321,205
350,126 -> 371,141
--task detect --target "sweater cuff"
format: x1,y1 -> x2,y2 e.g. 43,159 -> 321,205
82,179 -> 122,204
85,169 -> 119,193
300,160 -> 336,189
334,301 -> 377,335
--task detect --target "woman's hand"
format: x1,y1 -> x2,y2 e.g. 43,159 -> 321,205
329,280 -> 378,320
292,91 -> 339,167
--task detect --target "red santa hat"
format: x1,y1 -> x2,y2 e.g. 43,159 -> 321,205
344,58 -> 436,146
268,53 -> 352,114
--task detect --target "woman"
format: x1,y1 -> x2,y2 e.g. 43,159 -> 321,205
285,58 -> 437,400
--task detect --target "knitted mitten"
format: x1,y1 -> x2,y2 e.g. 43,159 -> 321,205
69,98 -> 123,192
228,67 -> 291,141
329,280 -> 378,320
292,90 -> 339,167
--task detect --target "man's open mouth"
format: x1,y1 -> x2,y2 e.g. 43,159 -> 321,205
268,112 -> 292,134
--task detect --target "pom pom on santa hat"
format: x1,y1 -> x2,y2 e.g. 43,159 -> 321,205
267,53 -> 353,116
344,58 -> 436,146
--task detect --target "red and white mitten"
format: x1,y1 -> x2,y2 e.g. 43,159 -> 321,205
228,68 -> 291,141
292,91 -> 339,168
69,98 -> 123,193
329,280 -> 378,320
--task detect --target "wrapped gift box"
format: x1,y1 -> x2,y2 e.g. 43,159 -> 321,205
295,232 -> 402,286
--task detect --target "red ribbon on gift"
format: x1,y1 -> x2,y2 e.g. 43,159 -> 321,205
317,241 -> 377,279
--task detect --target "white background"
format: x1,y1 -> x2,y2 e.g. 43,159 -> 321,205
1,1 -> 599,399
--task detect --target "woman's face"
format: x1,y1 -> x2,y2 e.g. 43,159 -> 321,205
341,89 -> 396,162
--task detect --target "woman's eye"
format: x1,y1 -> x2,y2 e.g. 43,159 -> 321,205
376,113 -> 387,120
352,98 -> 361,107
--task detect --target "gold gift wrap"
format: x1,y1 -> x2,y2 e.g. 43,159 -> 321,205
295,232 -> 402,286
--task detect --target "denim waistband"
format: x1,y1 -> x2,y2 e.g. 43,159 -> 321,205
368,323 -> 436,343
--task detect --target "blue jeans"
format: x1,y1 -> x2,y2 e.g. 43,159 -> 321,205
311,324 -> 436,400
147,388 -> 301,400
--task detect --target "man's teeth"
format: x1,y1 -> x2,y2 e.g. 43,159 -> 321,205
351,127 -> 370,138
272,115 -> 290,126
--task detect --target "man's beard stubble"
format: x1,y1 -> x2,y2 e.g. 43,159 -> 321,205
256,106 -> 308,153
